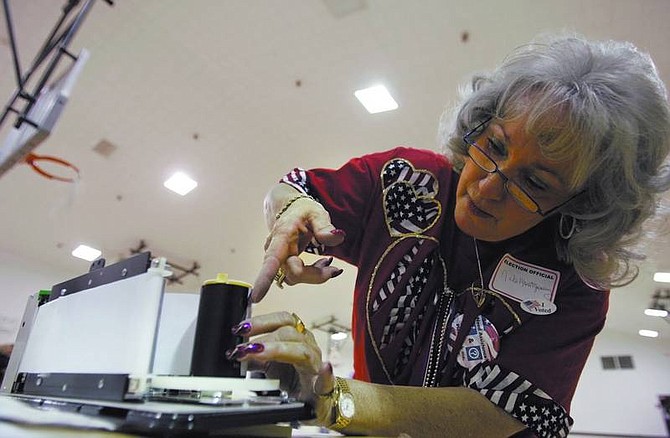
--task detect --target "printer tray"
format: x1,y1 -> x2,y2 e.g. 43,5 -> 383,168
9,394 -> 313,436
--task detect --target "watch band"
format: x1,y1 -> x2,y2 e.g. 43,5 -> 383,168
329,377 -> 354,431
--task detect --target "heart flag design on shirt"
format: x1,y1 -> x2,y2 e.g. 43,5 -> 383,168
381,158 -> 441,237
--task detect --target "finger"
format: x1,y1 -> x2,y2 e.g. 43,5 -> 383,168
252,227 -> 303,302
285,256 -> 344,285
232,341 -> 321,374
294,201 -> 342,244
312,256 -> 334,268
280,255 -> 305,286
313,362 -> 336,396
311,225 -> 346,248
235,311 -> 299,337
253,324 -> 320,352
255,324 -> 310,343
232,314 -> 319,351
288,201 -> 345,249
251,257 -> 280,303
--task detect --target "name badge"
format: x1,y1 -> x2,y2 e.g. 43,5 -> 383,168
489,254 -> 560,308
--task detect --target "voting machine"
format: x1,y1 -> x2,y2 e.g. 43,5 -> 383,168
0,252 -> 312,435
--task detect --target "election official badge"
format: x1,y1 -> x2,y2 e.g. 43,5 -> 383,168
448,314 -> 500,369
489,254 -> 561,316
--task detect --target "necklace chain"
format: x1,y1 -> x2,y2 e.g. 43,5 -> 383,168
472,237 -> 487,307
473,237 -> 485,289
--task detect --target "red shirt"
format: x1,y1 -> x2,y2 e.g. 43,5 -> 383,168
282,147 -> 608,437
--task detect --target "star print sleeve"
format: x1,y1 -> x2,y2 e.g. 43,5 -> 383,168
462,362 -> 572,438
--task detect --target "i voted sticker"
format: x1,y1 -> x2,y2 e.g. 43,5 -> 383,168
520,299 -> 557,315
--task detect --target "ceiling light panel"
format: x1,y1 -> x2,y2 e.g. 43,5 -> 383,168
164,172 -> 198,196
653,272 -> 670,283
638,329 -> 659,338
644,308 -> 668,318
354,85 -> 398,114
72,244 -> 101,261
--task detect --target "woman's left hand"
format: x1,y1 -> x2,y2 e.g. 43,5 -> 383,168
227,311 -> 335,404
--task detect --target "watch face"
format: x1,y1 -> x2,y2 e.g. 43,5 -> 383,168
339,393 -> 355,418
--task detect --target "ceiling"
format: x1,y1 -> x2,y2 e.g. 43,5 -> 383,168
0,0 -> 669,346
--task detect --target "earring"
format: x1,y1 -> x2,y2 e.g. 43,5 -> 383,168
559,214 -> 577,240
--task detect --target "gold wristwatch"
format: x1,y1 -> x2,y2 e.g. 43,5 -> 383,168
326,377 -> 355,431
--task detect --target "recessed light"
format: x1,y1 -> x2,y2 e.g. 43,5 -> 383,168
354,85 -> 398,114
644,308 -> 669,318
72,244 -> 101,262
638,329 -> 659,338
653,272 -> 670,283
164,172 -> 198,196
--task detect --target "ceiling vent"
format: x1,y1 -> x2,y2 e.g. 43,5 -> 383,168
322,0 -> 367,18
601,355 -> 634,370
92,139 -> 117,158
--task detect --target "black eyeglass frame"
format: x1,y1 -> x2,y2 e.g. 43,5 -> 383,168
462,117 -> 582,217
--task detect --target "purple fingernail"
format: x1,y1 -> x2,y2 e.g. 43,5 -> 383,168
231,321 -> 252,335
225,346 -> 242,360
243,343 -> 265,354
331,229 -> 346,237
226,343 -> 262,360
332,269 -> 344,278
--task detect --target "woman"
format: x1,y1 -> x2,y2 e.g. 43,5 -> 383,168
229,36 -> 670,437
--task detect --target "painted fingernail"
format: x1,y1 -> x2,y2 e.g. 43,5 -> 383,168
225,346 -> 243,360
331,269 -> 344,278
331,229 -> 346,237
226,343 -> 264,360
243,343 -> 265,354
231,321 -> 252,335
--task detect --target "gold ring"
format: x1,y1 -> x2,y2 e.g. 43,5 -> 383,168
291,313 -> 306,334
274,268 -> 286,289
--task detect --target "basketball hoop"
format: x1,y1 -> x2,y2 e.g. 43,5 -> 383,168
24,151 -> 79,182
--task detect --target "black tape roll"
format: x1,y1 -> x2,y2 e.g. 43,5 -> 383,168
190,279 -> 250,377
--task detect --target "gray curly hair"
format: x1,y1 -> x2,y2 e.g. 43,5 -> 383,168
440,35 -> 670,288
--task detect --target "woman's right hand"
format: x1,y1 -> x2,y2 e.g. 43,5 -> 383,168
252,184 -> 346,303
228,312 -> 336,411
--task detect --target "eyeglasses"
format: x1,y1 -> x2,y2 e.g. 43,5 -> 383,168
462,117 -> 579,217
